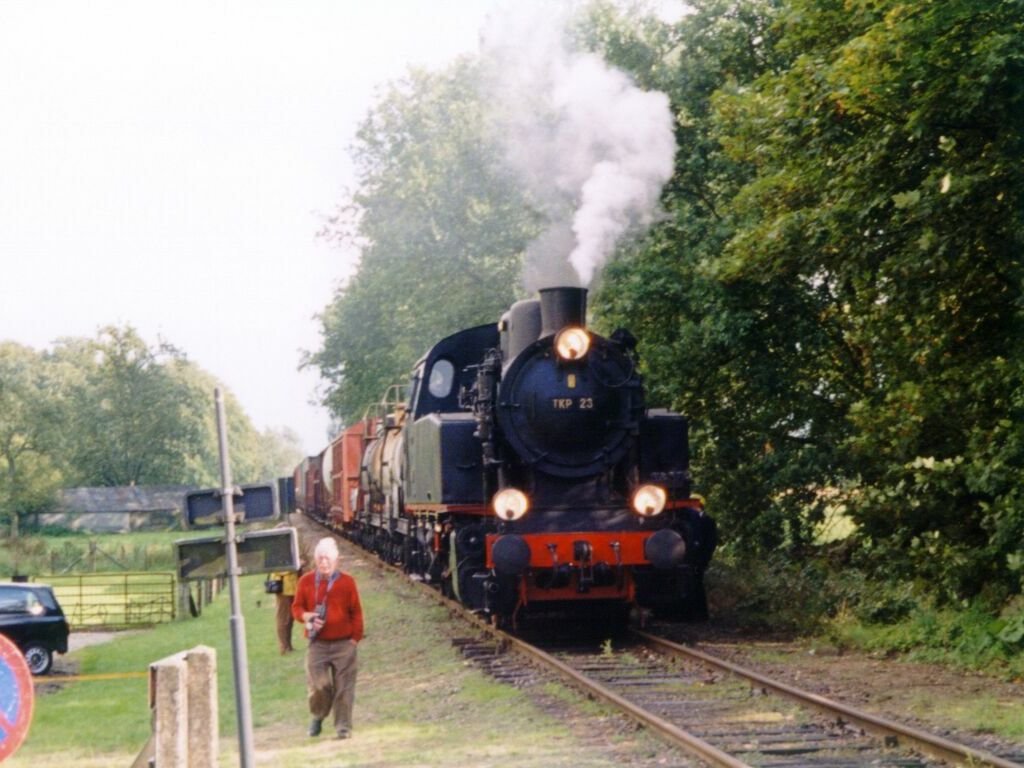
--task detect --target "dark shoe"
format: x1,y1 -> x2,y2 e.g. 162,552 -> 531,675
308,719 -> 322,737
336,729 -> 351,739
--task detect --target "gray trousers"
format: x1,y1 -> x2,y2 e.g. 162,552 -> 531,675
305,638 -> 358,733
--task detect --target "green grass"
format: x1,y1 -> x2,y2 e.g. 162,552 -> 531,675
896,687 -> 1024,739
825,602 -> 1024,681
7,550 -> 663,767
11,573 -> 286,760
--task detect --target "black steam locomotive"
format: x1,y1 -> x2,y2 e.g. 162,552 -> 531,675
295,286 -> 715,625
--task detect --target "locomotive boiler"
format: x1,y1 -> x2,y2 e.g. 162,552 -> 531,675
296,286 -> 716,625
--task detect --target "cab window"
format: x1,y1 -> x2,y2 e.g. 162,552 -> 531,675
427,358 -> 455,398
407,368 -> 423,412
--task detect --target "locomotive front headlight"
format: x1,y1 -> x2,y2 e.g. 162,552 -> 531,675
631,484 -> 667,517
493,488 -> 530,521
555,327 -> 590,361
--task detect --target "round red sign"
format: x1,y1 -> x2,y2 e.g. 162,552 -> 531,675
0,633 -> 34,760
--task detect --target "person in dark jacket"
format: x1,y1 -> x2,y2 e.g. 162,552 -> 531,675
683,495 -> 717,620
292,537 -> 364,739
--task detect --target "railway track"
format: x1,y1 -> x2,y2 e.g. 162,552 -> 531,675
633,630 -> 1024,767
305,514 -> 1024,768
458,628 -> 1024,768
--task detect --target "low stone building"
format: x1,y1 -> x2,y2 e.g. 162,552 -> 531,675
37,486 -> 196,533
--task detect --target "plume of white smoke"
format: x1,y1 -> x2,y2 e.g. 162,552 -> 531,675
479,2 -> 676,289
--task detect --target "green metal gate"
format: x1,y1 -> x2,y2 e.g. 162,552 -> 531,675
46,572 -> 177,628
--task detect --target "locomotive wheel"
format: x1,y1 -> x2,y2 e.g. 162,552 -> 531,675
437,559 -> 454,598
439,572 -> 453,598
401,536 -> 412,572
404,539 -> 428,577
389,534 -> 403,566
455,524 -> 485,559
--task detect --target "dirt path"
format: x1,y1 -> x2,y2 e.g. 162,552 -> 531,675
66,630 -> 128,652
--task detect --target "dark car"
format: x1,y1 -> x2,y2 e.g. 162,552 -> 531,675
0,583 -> 70,674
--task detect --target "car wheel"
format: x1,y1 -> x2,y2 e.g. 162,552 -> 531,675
24,645 -> 53,675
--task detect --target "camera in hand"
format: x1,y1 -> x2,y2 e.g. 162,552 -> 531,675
306,602 -> 327,639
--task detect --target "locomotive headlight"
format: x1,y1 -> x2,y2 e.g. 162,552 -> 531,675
555,327 -> 590,361
631,484 -> 668,517
493,488 -> 530,521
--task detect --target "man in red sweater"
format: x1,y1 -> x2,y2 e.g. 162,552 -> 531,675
292,536 -> 364,739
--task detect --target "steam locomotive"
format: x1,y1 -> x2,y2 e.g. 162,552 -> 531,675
295,287 -> 716,625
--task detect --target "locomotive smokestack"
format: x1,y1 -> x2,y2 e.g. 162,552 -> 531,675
539,287 -> 587,337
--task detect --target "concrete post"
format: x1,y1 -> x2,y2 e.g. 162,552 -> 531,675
185,645 -> 218,768
149,645 -> 218,768
151,656 -> 187,767
178,582 -> 192,619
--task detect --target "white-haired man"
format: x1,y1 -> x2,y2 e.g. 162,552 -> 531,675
292,536 -> 364,739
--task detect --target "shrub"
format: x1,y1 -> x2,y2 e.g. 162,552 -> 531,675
709,550 -> 836,634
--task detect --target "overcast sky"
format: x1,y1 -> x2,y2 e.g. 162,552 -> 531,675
1,0 -> 684,457
0,1 -> 515,455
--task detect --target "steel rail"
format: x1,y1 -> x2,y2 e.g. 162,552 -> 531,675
634,629 -> 1023,768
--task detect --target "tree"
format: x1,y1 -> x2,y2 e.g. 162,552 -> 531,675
2,327 -> 300,532
52,327 -> 210,487
310,59 -> 539,423
0,343 -> 64,536
168,360 -> 303,485
709,0 -> 1024,598
589,0 -> 1024,606
254,426 -> 304,482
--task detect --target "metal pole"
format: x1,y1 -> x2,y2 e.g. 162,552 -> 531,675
215,387 -> 256,767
